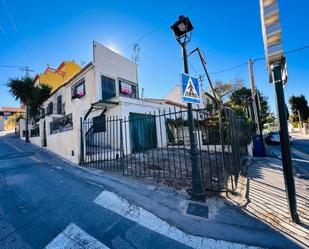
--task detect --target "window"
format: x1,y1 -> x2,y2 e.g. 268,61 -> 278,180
119,79 -> 138,99
72,80 -> 85,99
47,102 -> 53,115
102,76 -> 116,101
93,115 -> 106,133
57,95 -> 62,114
41,108 -> 45,117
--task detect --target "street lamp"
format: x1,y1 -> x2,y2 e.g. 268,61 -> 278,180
260,0 -> 299,223
171,15 -> 205,201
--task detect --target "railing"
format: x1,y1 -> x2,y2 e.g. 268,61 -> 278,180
30,127 -> 40,137
50,113 -> 73,134
82,107 -> 251,192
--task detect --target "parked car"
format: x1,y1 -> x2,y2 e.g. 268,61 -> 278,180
264,131 -> 293,145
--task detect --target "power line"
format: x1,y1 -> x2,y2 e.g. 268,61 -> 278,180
209,62 -> 248,75
0,64 -> 36,77
208,44 -> 309,75
285,45 -> 309,55
93,0 -> 203,68
0,64 -> 23,69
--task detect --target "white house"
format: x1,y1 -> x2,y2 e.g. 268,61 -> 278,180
145,84 -> 216,109
20,41 -> 171,164
19,41 -> 220,166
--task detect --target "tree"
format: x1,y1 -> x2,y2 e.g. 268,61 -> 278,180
228,87 -> 271,127
29,84 -> 52,117
7,77 -> 34,142
288,95 -> 309,122
5,113 -> 25,131
212,78 -> 243,102
7,76 -> 51,142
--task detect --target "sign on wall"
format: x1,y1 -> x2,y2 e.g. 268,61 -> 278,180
181,73 -> 200,104
76,83 -> 85,97
120,82 -> 133,95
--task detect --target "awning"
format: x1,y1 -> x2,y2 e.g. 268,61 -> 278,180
84,100 -> 119,120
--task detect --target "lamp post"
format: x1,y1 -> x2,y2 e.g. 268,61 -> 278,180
171,15 -> 205,201
260,0 -> 299,223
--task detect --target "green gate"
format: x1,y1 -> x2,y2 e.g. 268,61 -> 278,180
129,113 -> 157,153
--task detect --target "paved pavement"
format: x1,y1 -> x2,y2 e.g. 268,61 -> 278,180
242,134 -> 309,248
0,132 -> 303,248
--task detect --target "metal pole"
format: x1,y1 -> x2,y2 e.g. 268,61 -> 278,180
181,43 -> 205,201
271,62 -> 300,223
79,117 -> 84,164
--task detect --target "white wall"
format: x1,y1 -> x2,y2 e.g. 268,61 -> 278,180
29,136 -> 41,147
93,41 -> 137,102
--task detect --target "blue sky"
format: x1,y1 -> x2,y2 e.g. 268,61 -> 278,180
0,0 -> 308,113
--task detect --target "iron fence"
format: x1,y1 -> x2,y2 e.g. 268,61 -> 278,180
81,107 -> 249,192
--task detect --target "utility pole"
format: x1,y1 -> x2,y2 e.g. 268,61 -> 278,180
248,60 -> 260,133
272,62 -> 299,223
132,44 -> 140,98
298,110 -> 302,133
248,59 -> 265,156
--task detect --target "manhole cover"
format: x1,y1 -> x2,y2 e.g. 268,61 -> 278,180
186,202 -> 208,218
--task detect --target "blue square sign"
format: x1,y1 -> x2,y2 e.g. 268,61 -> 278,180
181,73 -> 200,104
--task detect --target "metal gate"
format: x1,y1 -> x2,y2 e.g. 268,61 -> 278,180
81,107 -> 249,192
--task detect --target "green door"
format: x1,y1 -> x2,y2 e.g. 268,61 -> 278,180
129,113 -> 157,153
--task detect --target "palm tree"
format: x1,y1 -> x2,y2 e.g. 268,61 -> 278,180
7,76 -> 51,142
7,76 -> 35,142
29,84 -> 52,117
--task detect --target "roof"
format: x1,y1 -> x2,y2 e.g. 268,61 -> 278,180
34,61 -> 82,91
48,62 -> 94,98
204,91 -> 216,101
144,98 -> 187,109
0,107 -> 25,113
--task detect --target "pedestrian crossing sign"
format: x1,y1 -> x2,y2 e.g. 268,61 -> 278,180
181,73 -> 200,104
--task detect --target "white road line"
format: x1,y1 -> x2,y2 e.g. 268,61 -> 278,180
45,223 -> 109,249
94,190 -> 262,249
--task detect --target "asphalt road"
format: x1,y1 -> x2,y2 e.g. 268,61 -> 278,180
0,133 -> 190,249
0,132 -> 304,249
267,134 -> 309,180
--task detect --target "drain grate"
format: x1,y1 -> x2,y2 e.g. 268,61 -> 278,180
186,202 -> 208,218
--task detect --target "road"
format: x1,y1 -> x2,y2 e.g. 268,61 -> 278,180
267,133 -> 309,181
0,132 -> 191,249
0,131 -> 304,249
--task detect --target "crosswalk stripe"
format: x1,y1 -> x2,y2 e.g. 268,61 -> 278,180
45,223 -> 110,249
94,190 -> 261,249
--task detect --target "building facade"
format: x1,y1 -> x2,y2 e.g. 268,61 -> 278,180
20,41 -> 169,163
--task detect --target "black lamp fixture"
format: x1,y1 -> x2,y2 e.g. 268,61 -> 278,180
171,15 -> 193,44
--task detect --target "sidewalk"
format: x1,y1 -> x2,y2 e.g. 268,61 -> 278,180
2,133 -> 303,249
239,157 -> 309,248
290,132 -> 309,140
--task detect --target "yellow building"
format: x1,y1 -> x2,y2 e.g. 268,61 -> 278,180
34,61 -> 81,92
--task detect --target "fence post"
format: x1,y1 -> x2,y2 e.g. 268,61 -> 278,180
80,117 -> 84,165
218,108 -> 228,191
120,119 -> 125,174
